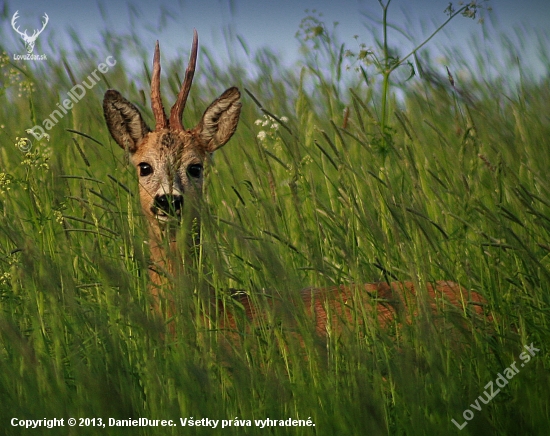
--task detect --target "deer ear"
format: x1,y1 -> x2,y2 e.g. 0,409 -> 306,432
103,90 -> 151,153
196,87 -> 241,152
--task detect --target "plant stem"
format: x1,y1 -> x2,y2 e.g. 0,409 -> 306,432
380,0 -> 391,162
391,5 -> 469,74
377,2 -> 469,164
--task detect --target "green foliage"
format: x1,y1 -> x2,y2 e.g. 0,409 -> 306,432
0,2 -> 549,434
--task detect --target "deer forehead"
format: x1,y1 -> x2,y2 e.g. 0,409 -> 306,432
131,130 -> 207,167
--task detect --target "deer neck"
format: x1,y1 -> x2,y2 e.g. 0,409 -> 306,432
146,212 -> 201,289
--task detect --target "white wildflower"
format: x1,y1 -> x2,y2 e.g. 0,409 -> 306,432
26,129 -> 50,142
54,210 -> 64,225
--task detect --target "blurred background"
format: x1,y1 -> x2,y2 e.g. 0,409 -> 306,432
2,0 -> 549,80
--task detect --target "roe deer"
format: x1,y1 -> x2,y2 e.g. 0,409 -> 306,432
102,31 -> 489,340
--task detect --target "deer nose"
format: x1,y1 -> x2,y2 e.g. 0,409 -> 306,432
153,194 -> 183,216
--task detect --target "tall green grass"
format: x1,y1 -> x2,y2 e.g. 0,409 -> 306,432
1,3 -> 549,435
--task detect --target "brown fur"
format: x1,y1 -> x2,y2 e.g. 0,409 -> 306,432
212,281 -> 488,342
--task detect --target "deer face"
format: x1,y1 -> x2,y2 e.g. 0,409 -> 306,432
102,32 -> 241,232
125,128 -> 208,226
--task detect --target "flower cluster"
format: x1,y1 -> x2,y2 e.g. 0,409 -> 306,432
1,52 -> 34,98
344,37 -> 376,72
0,172 -> 13,195
21,150 -> 50,170
15,135 -> 51,170
53,210 -> 63,225
255,114 -> 288,142
15,136 -> 32,152
0,272 -> 11,286
0,51 -> 8,67
445,1 -> 491,23
18,79 -> 35,98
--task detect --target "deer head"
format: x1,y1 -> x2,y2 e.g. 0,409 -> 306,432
103,31 -> 241,244
11,11 -> 49,54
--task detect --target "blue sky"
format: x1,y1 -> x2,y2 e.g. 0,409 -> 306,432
2,0 -> 549,78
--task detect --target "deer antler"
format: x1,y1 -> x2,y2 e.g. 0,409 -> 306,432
11,11 -> 26,38
11,11 -> 48,38
11,11 -> 49,54
151,41 -> 168,130
33,13 -> 49,38
169,29 -> 198,132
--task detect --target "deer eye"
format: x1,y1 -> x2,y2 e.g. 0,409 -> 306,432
187,164 -> 203,179
138,162 -> 153,177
